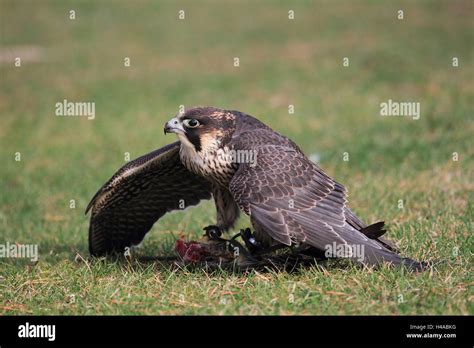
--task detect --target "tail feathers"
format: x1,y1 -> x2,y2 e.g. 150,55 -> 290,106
398,257 -> 431,271
364,247 -> 430,271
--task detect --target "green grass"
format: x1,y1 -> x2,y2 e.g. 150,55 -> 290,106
0,0 -> 473,315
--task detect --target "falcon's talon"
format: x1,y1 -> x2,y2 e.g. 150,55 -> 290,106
238,227 -> 262,254
203,225 -> 223,241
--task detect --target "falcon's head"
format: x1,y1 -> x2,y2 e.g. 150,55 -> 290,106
164,106 -> 236,153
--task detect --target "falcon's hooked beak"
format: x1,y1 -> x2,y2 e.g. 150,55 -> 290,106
164,117 -> 185,135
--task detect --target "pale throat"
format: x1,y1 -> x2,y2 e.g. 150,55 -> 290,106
177,133 -> 232,178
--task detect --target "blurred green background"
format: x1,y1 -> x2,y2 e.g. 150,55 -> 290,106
0,0 -> 472,315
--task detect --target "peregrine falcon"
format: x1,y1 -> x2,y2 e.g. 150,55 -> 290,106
86,106 -> 426,270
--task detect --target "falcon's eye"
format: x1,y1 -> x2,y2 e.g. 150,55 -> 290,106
183,119 -> 200,128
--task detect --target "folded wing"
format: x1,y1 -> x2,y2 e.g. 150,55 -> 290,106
229,141 -> 410,267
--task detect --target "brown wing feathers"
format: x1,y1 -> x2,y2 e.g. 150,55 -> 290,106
229,127 -> 420,268
86,142 -> 212,256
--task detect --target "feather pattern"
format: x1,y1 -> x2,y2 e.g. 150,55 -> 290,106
86,142 -> 212,256
228,126 -> 422,268
86,106 -> 426,270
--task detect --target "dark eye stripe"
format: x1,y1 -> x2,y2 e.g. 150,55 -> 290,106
186,127 -> 201,151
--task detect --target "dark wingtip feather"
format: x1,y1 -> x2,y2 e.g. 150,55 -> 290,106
360,221 -> 386,239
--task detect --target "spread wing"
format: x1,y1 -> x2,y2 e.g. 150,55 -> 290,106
85,142 -> 212,256
229,139 -> 404,266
